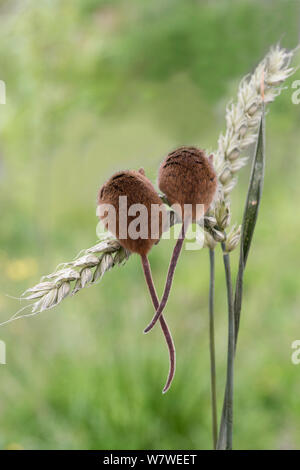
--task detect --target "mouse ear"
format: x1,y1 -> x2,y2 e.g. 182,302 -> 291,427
209,154 -> 214,163
138,168 -> 145,175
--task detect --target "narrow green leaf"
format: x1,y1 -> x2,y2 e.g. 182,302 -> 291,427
217,106 -> 266,449
234,104 -> 266,345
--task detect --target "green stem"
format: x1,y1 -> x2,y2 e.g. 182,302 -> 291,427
217,244 -> 234,450
209,248 -> 218,449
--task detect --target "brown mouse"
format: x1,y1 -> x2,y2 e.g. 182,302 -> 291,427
144,146 -> 217,334
98,169 -> 175,393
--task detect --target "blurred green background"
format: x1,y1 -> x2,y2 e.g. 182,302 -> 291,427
0,0 -> 300,450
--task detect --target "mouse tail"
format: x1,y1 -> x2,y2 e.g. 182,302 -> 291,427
143,221 -> 188,334
141,255 -> 176,393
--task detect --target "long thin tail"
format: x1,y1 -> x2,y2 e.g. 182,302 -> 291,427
141,255 -> 176,393
143,222 -> 187,334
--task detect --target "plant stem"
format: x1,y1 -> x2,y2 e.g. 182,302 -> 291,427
218,243 -> 234,450
208,248 -> 218,449
217,107 -> 265,449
